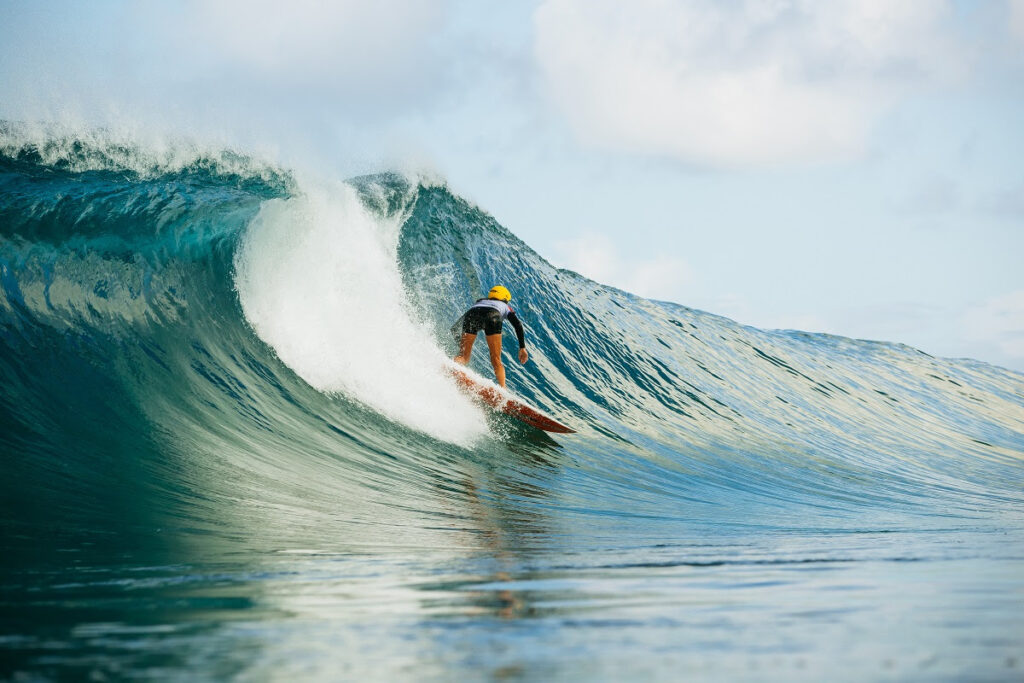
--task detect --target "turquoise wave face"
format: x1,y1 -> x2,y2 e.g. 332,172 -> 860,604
1,131 -> 1023,680
2,134 -> 1023,541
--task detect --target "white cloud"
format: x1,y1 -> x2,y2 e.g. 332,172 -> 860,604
534,0 -> 964,167
183,0 -> 444,83
0,1 -> 454,134
554,233 -> 692,300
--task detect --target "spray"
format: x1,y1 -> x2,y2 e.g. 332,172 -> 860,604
234,176 -> 487,445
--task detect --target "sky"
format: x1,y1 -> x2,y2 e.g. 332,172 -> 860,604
1,0 -> 1023,371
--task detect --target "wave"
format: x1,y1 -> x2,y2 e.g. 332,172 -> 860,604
2,129 -> 1023,562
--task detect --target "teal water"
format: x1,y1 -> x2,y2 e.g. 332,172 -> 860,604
2,128 -> 1023,680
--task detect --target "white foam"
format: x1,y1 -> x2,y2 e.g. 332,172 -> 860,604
233,177 -> 488,445
0,121 -> 289,182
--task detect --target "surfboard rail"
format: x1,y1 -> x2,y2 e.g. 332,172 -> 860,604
445,364 -> 576,434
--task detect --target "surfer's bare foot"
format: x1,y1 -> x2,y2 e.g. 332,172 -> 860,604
454,356 -> 468,365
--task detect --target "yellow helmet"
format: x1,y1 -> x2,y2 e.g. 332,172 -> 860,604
488,285 -> 512,302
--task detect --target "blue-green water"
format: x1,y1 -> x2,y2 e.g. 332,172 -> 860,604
2,128 -> 1023,681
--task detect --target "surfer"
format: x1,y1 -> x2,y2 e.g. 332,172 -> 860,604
453,285 -> 529,387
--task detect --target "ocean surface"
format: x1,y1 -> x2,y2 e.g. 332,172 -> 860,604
2,128 -> 1023,681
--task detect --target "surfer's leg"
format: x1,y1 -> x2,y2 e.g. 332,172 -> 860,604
486,333 -> 505,387
454,333 -> 476,365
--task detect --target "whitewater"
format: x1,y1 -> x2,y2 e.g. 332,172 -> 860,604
2,128 -> 1023,680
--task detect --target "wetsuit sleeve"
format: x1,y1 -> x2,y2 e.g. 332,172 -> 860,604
506,310 -> 526,349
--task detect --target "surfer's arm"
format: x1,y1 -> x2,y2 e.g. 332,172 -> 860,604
506,310 -> 526,349
507,310 -> 529,364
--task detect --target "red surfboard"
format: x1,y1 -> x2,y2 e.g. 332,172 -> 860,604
446,364 -> 576,434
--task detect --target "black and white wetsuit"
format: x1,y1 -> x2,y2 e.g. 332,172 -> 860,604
459,298 -> 526,349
